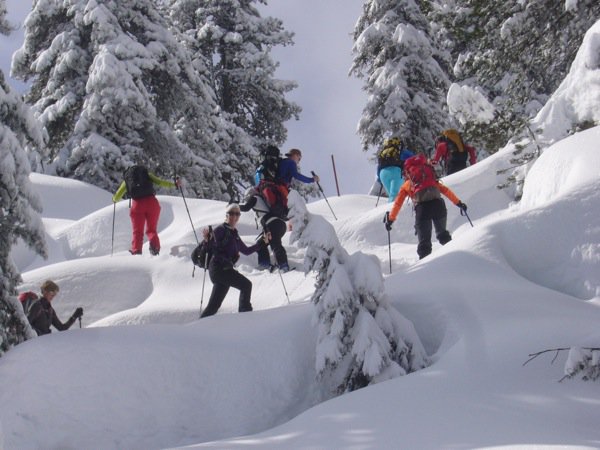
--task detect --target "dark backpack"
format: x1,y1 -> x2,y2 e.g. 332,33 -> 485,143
404,154 -> 441,203
19,291 -> 39,316
256,145 -> 282,183
124,165 -> 155,199
191,240 -> 212,269
440,129 -> 468,166
257,180 -> 289,219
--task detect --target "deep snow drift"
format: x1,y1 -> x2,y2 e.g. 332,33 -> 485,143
0,125 -> 599,449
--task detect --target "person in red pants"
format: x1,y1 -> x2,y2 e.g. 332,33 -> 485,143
112,165 -> 180,255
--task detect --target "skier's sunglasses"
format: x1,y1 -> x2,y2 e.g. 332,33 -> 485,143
227,211 -> 241,217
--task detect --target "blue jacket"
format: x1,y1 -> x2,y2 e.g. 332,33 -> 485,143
277,158 -> 314,186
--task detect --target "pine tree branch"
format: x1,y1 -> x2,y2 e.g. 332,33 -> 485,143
523,347 -> 600,366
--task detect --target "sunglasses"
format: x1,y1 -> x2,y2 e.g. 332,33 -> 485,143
227,211 -> 241,217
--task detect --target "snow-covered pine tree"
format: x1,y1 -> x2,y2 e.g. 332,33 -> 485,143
431,0 -> 600,154
192,0 -> 300,145
12,0 -> 215,193
350,0 -> 450,156
164,0 -> 252,199
287,190 -> 429,398
0,1 -> 47,356
174,0 -> 300,192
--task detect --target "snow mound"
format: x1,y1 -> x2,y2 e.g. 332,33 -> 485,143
520,126 -> 600,209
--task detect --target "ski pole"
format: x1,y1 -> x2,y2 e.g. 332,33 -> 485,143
111,202 -> 116,256
78,317 -> 82,328
384,212 -> 392,274
278,268 -> 290,304
178,184 -> 199,244
311,171 -> 337,220
375,183 -> 383,207
199,225 -> 212,318
461,208 -> 474,227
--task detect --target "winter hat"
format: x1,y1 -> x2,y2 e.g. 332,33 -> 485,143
285,148 -> 302,158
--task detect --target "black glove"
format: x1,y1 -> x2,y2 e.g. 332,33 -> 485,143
457,201 -> 467,213
383,213 -> 394,231
72,307 -> 83,320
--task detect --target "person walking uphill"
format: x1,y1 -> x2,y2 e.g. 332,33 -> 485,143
26,280 -> 83,336
200,203 -> 271,318
377,137 -> 415,203
240,186 -> 289,272
277,148 -> 319,188
112,165 -> 181,255
431,129 -> 477,175
384,154 -> 467,260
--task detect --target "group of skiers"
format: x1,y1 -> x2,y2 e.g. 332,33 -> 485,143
19,130 -> 474,330
198,148 -> 319,317
378,129 -> 473,259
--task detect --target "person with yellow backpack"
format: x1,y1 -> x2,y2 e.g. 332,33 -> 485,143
430,129 -> 477,175
376,137 -> 415,202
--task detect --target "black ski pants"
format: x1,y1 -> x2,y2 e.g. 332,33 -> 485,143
257,219 -> 288,266
414,198 -> 452,259
200,261 -> 253,318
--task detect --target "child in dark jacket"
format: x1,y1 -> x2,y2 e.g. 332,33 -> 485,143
26,280 -> 83,335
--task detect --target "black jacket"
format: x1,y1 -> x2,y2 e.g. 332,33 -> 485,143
27,298 -> 76,336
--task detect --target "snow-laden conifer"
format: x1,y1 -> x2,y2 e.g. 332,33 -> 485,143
351,0 -> 450,155
191,0 -> 300,145
287,190 -> 429,397
431,0 -> 600,153
0,1 -> 46,355
12,0 -> 217,193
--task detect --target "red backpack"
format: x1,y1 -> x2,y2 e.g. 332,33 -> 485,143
257,180 -> 289,219
18,291 -> 39,316
403,154 -> 441,203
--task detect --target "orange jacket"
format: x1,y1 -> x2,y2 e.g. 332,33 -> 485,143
389,180 -> 461,221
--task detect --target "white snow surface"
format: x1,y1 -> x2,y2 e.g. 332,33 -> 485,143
1,124 -> 600,449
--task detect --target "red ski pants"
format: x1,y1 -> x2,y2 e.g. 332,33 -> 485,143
129,196 -> 161,253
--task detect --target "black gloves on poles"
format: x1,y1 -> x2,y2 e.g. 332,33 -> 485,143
72,307 -> 83,320
383,212 -> 394,231
457,201 -> 468,213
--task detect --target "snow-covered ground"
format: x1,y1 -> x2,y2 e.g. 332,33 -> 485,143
1,122 -> 599,449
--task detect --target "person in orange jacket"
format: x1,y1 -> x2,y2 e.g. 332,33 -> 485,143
384,154 -> 467,259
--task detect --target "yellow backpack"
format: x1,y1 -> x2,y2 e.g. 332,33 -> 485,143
441,129 -> 465,153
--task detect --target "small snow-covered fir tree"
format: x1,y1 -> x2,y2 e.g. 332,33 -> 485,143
287,190 -> 429,397
0,1 -> 47,355
350,0 -> 450,155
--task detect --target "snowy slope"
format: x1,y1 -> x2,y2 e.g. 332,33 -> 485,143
0,125 -> 599,449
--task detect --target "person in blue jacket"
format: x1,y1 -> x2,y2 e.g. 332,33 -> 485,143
277,148 -> 320,187
376,137 -> 414,203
